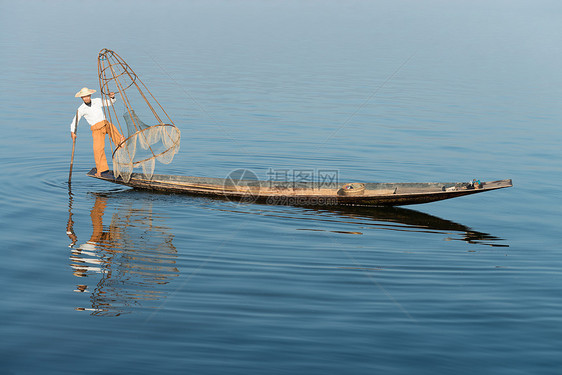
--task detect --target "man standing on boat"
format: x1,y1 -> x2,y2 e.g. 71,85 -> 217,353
70,87 -> 124,177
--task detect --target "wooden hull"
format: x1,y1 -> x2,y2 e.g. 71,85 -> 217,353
87,169 -> 512,207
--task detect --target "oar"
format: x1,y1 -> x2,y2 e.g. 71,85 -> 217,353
68,110 -> 78,184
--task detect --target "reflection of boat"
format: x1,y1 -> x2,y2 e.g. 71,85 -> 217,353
69,194 -> 179,316
88,169 -> 512,207
312,205 -> 507,246
209,203 -> 507,247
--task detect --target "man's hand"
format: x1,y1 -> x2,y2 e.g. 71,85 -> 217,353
109,92 -> 116,99
71,132 -> 77,141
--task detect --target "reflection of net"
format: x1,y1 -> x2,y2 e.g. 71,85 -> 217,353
97,48 -> 181,182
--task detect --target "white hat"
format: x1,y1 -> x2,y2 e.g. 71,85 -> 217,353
75,87 -> 96,98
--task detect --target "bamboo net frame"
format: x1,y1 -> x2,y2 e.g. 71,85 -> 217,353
97,48 -> 180,182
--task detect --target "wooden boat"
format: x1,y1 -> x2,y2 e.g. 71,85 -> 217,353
87,168 -> 512,207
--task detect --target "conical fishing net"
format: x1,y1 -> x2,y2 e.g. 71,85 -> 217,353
97,48 -> 180,182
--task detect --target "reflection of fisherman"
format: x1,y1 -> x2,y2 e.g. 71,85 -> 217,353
88,196 -> 120,244
69,195 -> 179,315
70,87 -> 125,177
70,196 -> 120,279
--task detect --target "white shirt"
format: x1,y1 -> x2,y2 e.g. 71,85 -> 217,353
70,97 -> 116,133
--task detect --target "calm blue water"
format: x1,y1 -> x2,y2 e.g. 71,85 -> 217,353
1,1 -> 561,374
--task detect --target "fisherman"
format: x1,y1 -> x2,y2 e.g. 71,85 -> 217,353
70,87 -> 125,177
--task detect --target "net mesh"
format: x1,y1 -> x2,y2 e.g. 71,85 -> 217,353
97,48 -> 181,182
112,111 -> 180,182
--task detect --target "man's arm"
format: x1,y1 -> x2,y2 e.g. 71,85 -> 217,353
70,108 -> 81,134
102,92 -> 117,107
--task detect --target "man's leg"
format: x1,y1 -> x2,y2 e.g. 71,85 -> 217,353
106,121 -> 125,146
92,127 -> 109,176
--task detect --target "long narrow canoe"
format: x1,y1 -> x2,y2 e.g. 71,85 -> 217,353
87,169 -> 512,207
